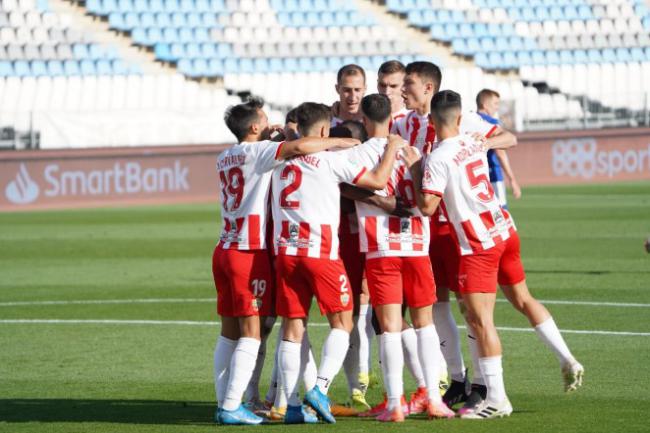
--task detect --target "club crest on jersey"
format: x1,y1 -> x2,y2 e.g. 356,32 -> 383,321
340,293 -> 350,307
252,298 -> 262,312
289,223 -> 299,240
400,218 -> 411,233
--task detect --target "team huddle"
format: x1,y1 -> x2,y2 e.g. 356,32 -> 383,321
211,60 -> 585,425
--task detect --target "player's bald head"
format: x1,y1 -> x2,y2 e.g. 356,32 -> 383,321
430,90 -> 462,127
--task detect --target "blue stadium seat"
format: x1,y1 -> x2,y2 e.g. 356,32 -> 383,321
80,59 -> 97,75
480,37 -> 495,52
87,0 -> 102,14
63,59 -> 80,75
31,60 -> 48,76
563,5 -> 578,21
577,5 -> 592,20
559,50 -> 574,64
200,12 -> 216,26
89,44 -> 107,60
572,50 -> 588,64
531,50 -> 545,64
467,37 -> 481,54
253,58 -> 269,73
615,47 -> 631,62
210,0 -> 224,11
164,0 -> 180,11
502,51 -> 517,69
155,12 -> 171,27
185,42 -> 200,58
442,23 -> 459,41
268,57 -> 283,72
171,12 -> 186,27
430,24 -> 445,40
96,59 -> 113,74
170,43 -> 184,60
133,0 -> 147,12
630,47 -> 645,62
111,59 -> 129,75
474,52 -> 489,68
408,10 -> 423,27
179,0 -> 193,12
507,7 -> 521,21
148,27 -> 164,44
216,43 -> 231,57
452,39 -> 469,55
495,36 -> 509,51
276,12 -> 290,26
284,57 -> 298,71
473,22 -> 488,37
487,52 -> 503,69
516,50 -> 532,66
459,23 -> 473,38
195,0 -> 209,11
509,37 -> 523,51
208,58 -> 223,76
546,50 -> 560,65
140,12 -> 155,27
521,7 -> 536,21
200,42 -> 216,58
193,58 -> 208,75
193,28 -> 209,42
549,6 -> 562,20
131,28 -> 148,45
149,0 -> 163,12
108,12 -> 125,30
73,43 -> 90,59
154,43 -> 173,61
601,48 -> 616,63
177,58 -> 193,75
239,58 -> 254,73
47,60 -> 64,76
312,56 -> 328,72
162,27 -> 179,43
306,11 -> 319,27
320,11 -> 334,27
102,0 -> 118,15
587,49 -> 602,63
421,10 -> 435,25
187,12 -> 201,27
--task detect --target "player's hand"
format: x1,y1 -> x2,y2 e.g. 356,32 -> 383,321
400,145 -> 422,168
387,134 -> 408,152
392,197 -> 413,217
269,125 -> 285,141
471,132 -> 488,149
511,179 -> 522,199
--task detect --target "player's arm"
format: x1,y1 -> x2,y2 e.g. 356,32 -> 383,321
402,146 -> 443,216
354,134 -> 406,190
485,126 -> 517,150
340,183 -> 412,217
494,149 -> 522,199
276,137 -> 360,160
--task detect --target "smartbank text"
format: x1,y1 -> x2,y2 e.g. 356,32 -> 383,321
43,161 -> 189,196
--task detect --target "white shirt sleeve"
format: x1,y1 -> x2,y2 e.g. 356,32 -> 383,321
460,112 -> 499,138
421,153 -> 448,197
251,140 -> 284,173
327,150 -> 368,185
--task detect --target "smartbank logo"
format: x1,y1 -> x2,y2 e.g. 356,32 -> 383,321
5,164 -> 40,204
5,161 -> 189,205
552,138 -> 650,179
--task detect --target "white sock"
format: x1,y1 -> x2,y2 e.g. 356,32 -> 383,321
402,327 -> 426,389
222,337 -> 261,411
433,302 -> 465,382
279,339 -> 304,407
364,306 -> 374,372
467,333 -> 486,385
315,328 -> 350,395
265,324 -> 283,404
534,317 -> 575,366
381,332 -> 404,410
478,355 -> 507,404
343,317 -> 361,393
415,325 -> 443,403
214,336 -> 237,406
244,335 -> 266,402
377,331 -> 385,377
302,330 -> 318,391
358,304 -> 371,376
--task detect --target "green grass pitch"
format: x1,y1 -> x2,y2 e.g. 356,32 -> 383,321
0,181 -> 648,432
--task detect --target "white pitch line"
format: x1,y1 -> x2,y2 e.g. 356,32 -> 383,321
1,297 -> 650,308
0,319 -> 648,337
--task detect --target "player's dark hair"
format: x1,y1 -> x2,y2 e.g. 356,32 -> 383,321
476,88 -> 500,110
337,64 -> 366,85
378,60 -> 406,75
430,90 -> 462,126
295,102 -> 332,136
361,93 -> 392,124
333,120 -> 368,142
405,61 -> 443,93
285,106 -> 299,124
224,97 -> 264,142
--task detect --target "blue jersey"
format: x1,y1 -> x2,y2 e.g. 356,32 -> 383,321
478,112 -> 503,182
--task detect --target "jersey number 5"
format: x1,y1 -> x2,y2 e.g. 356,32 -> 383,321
219,167 -> 244,211
465,160 -> 494,203
279,165 -> 302,209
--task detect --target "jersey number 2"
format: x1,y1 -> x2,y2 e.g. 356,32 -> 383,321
465,160 -> 494,203
279,165 -> 302,209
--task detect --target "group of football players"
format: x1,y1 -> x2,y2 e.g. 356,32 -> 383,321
211,60 -> 584,425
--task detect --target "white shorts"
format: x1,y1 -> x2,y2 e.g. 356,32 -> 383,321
491,180 -> 507,208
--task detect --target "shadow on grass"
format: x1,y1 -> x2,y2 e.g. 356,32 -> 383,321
0,399 -> 215,425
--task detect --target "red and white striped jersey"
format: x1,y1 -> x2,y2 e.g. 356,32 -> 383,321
350,137 -> 430,258
391,110 -> 498,155
271,150 -> 368,260
216,140 -> 284,250
421,134 -> 516,256
389,107 -> 409,131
